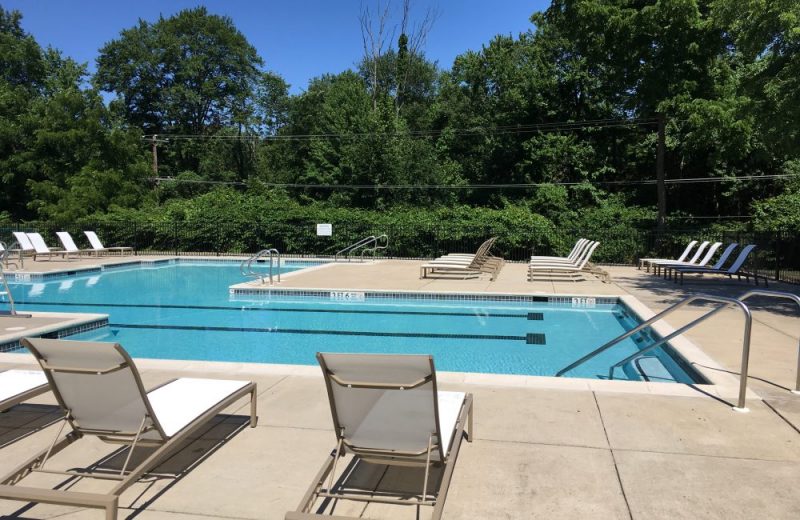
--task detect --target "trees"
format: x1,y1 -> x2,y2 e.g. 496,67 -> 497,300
0,7 -> 149,222
95,7 -> 262,135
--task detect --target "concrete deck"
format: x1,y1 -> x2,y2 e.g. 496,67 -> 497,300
1,258 -> 799,519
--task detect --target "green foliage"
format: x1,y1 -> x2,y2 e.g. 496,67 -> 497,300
3,0 -> 800,244
95,7 -> 262,135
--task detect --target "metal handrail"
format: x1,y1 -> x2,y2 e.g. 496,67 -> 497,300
334,235 -> 386,262
737,290 -> 800,396
360,234 -> 389,259
240,248 -> 281,285
556,294 -> 753,410
0,242 -> 29,317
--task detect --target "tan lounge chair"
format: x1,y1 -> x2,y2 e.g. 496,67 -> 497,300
0,338 -> 258,519
421,237 -> 504,280
56,231 -> 94,258
0,369 -> 49,412
287,352 -> 473,520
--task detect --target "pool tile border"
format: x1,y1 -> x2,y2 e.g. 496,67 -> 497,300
0,314 -> 109,353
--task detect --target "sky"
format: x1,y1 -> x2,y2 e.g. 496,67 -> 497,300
3,0 -> 548,94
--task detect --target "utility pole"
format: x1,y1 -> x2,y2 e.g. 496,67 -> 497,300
148,135 -> 168,177
656,113 -> 666,235
151,134 -> 159,176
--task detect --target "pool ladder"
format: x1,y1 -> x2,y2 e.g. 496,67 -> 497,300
0,242 -> 30,317
334,234 -> 388,262
556,290 -> 800,411
241,248 -> 281,285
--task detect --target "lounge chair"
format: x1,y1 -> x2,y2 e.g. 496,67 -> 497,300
673,244 -> 766,285
647,240 -> 710,276
530,238 -> 588,263
638,240 -> 698,272
9,232 -> 36,266
662,243 -> 737,280
56,231 -> 94,258
0,369 -> 49,412
26,232 -> 64,261
84,231 -> 134,256
0,338 -> 258,519
655,242 -> 723,279
529,239 -> 595,265
528,241 -> 603,281
287,352 -> 473,520
421,238 -> 504,280
436,237 -> 496,260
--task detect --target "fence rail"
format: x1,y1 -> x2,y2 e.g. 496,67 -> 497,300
2,221 -> 798,284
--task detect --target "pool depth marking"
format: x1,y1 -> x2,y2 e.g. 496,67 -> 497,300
14,300 -> 531,319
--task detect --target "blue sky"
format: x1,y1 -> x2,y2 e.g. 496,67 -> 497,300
3,0 -> 548,93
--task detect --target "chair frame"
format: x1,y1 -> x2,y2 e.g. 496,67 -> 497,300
287,354 -> 473,520
0,339 -> 258,520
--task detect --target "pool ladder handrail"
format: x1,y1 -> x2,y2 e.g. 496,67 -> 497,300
0,242 -> 30,318
555,294 -> 754,411
736,290 -> 800,398
334,235 -> 387,262
240,248 -> 281,285
360,234 -> 388,260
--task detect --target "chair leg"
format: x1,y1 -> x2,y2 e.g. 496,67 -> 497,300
106,498 -> 118,520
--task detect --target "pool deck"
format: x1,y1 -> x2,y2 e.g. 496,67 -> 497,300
1,257 -> 799,519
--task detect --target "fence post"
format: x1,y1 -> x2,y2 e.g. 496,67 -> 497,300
173,221 -> 179,257
774,232 -> 780,282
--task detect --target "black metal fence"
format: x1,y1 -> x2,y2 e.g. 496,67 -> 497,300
2,221 -> 798,284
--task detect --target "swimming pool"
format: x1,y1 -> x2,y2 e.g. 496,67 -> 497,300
4,260 -> 703,383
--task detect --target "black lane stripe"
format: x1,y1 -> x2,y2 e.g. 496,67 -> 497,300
108,323 -> 527,341
14,300 -> 529,319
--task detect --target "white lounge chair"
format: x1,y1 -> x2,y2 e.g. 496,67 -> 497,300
530,238 -> 588,263
529,239 -> 595,265
26,232 -> 64,261
0,338 -> 258,519
673,245 -> 766,285
287,352 -> 473,520
639,240 -> 698,272
652,241 -> 722,277
84,231 -> 134,256
56,231 -> 93,258
662,243 -> 736,280
0,369 -> 49,412
528,241 -> 603,281
647,240 -> 710,275
9,232 -> 35,266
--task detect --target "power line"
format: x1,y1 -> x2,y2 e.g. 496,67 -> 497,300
147,173 -> 797,189
142,118 -> 659,142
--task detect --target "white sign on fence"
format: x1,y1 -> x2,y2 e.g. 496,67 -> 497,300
316,223 -> 332,236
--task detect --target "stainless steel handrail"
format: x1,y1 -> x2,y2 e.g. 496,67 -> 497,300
360,234 -> 388,259
556,294 -> 753,411
0,242 -> 29,317
240,248 -> 281,285
737,290 -> 800,396
335,235 -> 387,262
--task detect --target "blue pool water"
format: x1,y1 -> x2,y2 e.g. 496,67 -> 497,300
5,261 -> 703,382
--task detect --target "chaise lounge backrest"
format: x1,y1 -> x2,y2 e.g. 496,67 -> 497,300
317,352 -> 444,460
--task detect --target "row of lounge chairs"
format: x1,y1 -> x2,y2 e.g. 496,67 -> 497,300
0,339 -> 472,520
420,237 -> 504,280
2,231 -> 133,263
639,240 -> 766,285
528,238 -> 609,282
